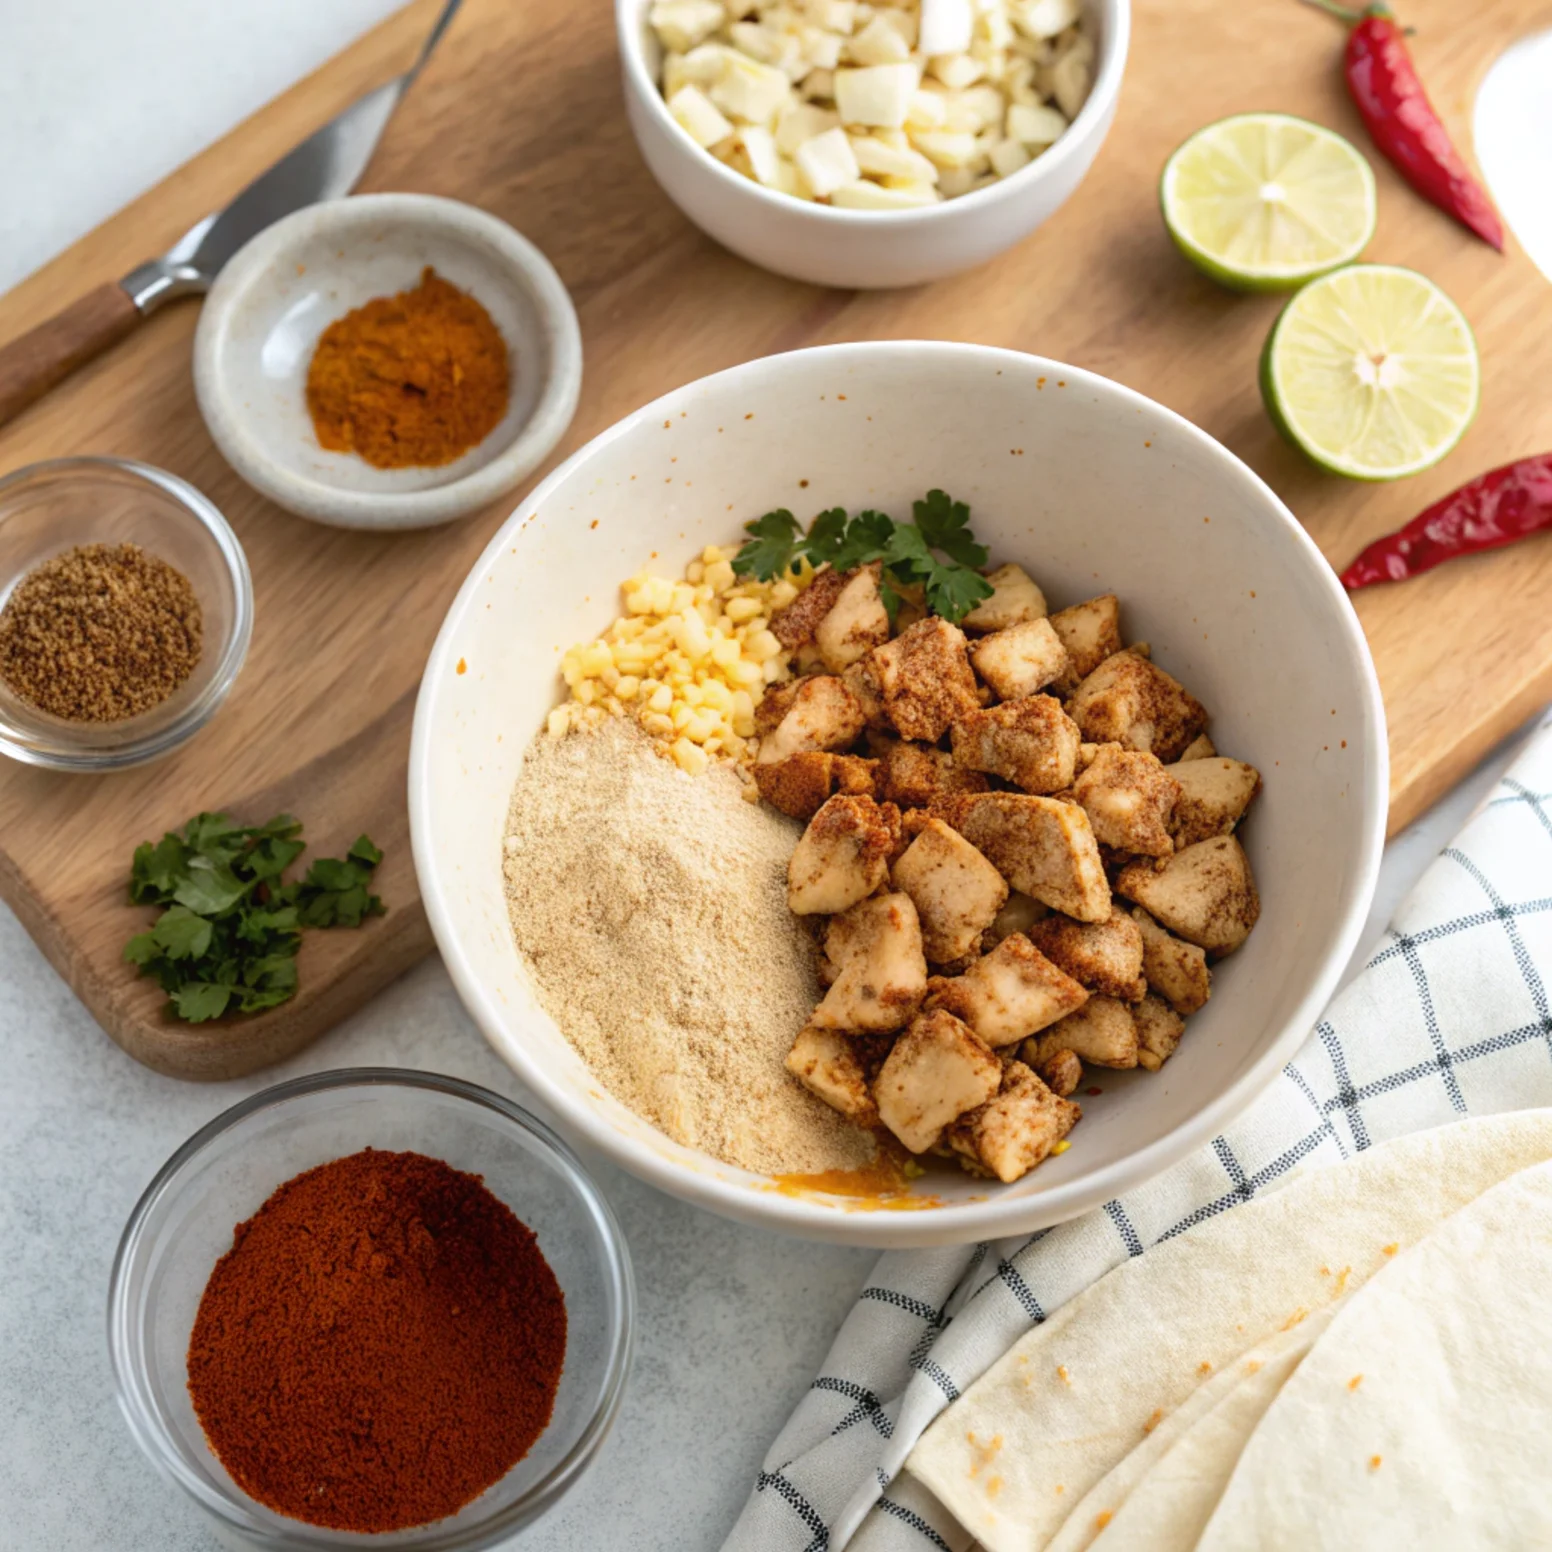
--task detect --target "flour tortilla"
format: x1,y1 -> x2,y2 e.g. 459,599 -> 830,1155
1047,1304 -> 1337,1552
1195,1158 -> 1552,1551
906,1111 -> 1552,1552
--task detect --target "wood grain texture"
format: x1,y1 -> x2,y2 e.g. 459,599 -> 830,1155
0,0 -> 1549,1079
0,281 -> 139,428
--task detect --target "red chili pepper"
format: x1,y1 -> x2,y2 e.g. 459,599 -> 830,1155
1341,454 -> 1552,588
1303,1 -> 1504,250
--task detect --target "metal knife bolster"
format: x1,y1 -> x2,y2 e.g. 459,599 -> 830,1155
120,214 -> 220,313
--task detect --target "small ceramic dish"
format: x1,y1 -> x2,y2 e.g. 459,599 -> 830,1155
0,456 -> 252,771
193,194 -> 583,531
109,1068 -> 634,1551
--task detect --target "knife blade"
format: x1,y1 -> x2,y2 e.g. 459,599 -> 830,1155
0,0 -> 463,431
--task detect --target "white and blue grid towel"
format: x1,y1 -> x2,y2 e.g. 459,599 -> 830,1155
726,713 -> 1552,1552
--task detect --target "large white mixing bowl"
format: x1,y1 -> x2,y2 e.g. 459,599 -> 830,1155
410,342 -> 1386,1248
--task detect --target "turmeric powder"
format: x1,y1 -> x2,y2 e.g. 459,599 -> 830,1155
305,267 -> 510,470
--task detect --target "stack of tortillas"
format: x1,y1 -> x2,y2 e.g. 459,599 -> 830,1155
906,1111 -> 1552,1551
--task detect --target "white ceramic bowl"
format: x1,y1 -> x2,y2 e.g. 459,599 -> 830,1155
615,0 -> 1129,289
410,342 -> 1387,1249
194,194 -> 582,530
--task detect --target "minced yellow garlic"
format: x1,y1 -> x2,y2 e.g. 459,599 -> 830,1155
550,544 -> 816,773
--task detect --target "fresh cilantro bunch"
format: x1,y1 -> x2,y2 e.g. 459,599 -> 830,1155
123,812 -> 385,1023
732,489 -> 995,623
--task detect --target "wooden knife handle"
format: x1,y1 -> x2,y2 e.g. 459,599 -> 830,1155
0,282 -> 140,431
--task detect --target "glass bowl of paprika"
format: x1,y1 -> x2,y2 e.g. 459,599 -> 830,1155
108,1068 -> 634,1551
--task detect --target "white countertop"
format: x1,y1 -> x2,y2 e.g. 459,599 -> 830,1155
2,7 -> 1548,1549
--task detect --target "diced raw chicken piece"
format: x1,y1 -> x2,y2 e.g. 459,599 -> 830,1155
785,1025 -> 879,1124
1132,907 -> 1212,1014
891,817 -> 1008,963
944,1060 -> 1080,1181
757,675 -> 866,764
1024,995 -> 1140,1070
1072,743 -> 1180,857
769,567 -> 845,649
812,892 -> 927,1032
1048,593 -> 1121,695
869,617 -> 981,741
1168,757 -> 1261,847
1133,993 -> 1185,1071
948,792 -> 1112,922
815,563 -> 891,671
870,732 -> 989,808
923,931 -> 1088,1046
1028,909 -> 1146,1001
951,695 -> 1081,794
754,751 -> 878,819
1032,1045 -> 1082,1097
787,793 -> 899,914
960,562 -> 1046,632
1115,835 -> 1260,955
969,618 -> 1068,701
873,1007 -> 1002,1153
983,889 -> 1047,948
1176,733 -> 1216,762
1066,651 -> 1208,762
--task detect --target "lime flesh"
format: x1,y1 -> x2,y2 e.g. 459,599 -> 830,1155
1161,113 -> 1377,291
1261,264 -> 1480,481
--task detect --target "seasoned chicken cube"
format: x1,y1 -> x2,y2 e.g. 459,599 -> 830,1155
969,618 -> 1069,701
1066,651 -> 1208,762
757,675 -> 866,765
1116,835 -> 1260,955
785,1025 -> 879,1125
754,751 -> 878,819
1169,757 -> 1261,847
944,1059 -> 1081,1182
873,1007 -> 1002,1153
1176,733 -> 1216,762
1049,594 -> 1122,695
951,695 -> 1081,794
1133,994 -> 1185,1071
753,676 -> 804,736
815,562 -> 891,671
870,617 -> 981,742
769,566 -> 845,649
1024,996 -> 1139,1070
842,653 -> 890,731
961,562 -> 1047,632
1032,1045 -> 1082,1098
983,889 -> 1048,947
870,733 -> 989,809
788,793 -> 899,914
923,932 -> 1088,1046
1028,909 -> 1147,1001
1072,744 -> 1181,857
891,817 -> 1009,963
1132,907 -> 1212,1014
950,792 -> 1112,922
812,892 -> 927,1032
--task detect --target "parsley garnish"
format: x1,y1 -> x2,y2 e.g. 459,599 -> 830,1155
123,812 -> 385,1023
731,489 -> 995,623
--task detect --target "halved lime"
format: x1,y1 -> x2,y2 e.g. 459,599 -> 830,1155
1261,264 -> 1480,481
1160,113 -> 1377,291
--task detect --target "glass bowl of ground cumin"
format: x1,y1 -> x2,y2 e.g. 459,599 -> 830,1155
0,457 -> 253,770
108,1068 -> 633,1550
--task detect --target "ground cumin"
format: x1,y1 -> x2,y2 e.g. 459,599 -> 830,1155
0,541 -> 201,721
306,267 -> 510,469
187,1148 -> 566,1533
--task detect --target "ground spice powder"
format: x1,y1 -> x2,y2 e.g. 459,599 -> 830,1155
0,541 -> 201,721
306,267 -> 510,469
187,1148 -> 566,1533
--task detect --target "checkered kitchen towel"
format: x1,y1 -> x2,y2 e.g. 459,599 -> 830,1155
726,712 -> 1552,1552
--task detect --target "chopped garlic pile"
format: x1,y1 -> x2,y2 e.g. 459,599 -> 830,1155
651,0 -> 1094,207
552,545 -> 814,774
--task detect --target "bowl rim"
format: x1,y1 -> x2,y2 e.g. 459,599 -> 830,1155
613,0 -> 1131,227
106,1066 -> 636,1550
0,454 -> 253,772
410,339 -> 1389,1247
193,193 -> 584,532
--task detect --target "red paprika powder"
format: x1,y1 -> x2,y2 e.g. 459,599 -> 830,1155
187,1148 -> 566,1533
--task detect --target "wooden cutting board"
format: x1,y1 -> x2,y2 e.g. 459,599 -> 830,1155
2,0 -> 1549,1080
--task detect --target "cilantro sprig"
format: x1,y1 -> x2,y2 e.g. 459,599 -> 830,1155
123,812 -> 385,1023
731,489 -> 994,622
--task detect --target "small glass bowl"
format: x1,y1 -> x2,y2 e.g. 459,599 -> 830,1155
108,1069 -> 635,1552
0,456 -> 253,770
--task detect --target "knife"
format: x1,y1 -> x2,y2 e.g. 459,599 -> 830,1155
0,0 -> 463,432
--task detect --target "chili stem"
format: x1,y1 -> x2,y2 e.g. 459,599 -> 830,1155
1299,0 -> 1383,22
